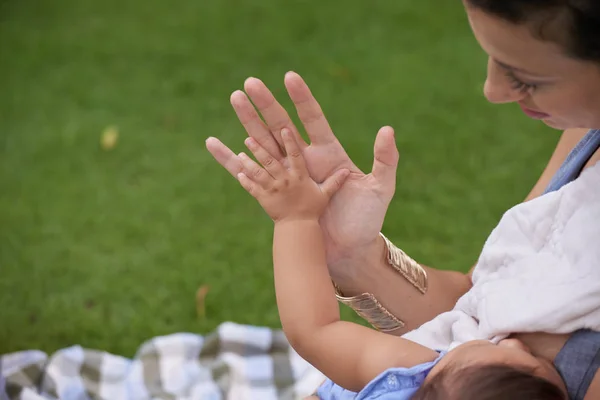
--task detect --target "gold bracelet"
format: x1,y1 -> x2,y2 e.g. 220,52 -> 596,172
333,281 -> 405,332
380,232 -> 428,294
333,233 -> 428,332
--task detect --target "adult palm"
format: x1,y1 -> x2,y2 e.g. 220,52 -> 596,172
206,72 -> 400,268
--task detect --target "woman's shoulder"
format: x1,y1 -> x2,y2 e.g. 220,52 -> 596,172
525,128 -> 590,202
582,129 -> 600,172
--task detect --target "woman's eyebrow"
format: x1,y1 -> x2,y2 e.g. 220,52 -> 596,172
495,60 -> 543,76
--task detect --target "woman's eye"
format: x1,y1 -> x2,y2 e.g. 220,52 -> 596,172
505,71 -> 537,92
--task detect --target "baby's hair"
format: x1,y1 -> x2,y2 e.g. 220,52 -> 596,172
412,364 -> 566,400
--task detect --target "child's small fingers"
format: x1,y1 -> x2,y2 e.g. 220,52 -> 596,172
244,138 -> 286,178
321,168 -> 350,199
239,152 -> 273,188
237,172 -> 259,197
281,129 -> 307,175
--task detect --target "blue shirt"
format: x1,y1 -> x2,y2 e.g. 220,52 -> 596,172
316,352 -> 446,399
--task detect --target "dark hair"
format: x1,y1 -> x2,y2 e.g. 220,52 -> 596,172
411,364 -> 566,400
466,0 -> 600,62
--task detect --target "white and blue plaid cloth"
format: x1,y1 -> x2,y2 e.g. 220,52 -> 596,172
0,322 -> 324,400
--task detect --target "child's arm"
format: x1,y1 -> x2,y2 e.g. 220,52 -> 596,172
236,129 -> 438,393
273,219 -> 438,392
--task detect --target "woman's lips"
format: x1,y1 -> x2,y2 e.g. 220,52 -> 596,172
519,104 -> 550,120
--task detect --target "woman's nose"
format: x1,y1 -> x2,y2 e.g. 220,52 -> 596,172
483,59 -> 527,104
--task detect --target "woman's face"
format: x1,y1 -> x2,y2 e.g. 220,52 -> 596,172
465,5 -> 600,130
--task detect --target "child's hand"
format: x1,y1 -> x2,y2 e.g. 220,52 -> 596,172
237,129 -> 350,222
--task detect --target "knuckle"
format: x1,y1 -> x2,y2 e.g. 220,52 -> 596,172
298,107 -> 324,125
245,184 -> 255,196
291,172 -> 303,182
262,156 -> 275,167
252,168 -> 263,179
270,118 -> 289,131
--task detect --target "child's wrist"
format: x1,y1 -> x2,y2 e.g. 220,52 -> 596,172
274,216 -> 321,225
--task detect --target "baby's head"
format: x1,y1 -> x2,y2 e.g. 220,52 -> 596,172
413,339 -> 567,399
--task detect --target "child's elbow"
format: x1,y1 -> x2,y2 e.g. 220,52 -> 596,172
281,324 -> 320,358
281,322 -> 306,348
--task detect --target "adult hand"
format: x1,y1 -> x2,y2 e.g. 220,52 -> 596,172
206,72 -> 399,270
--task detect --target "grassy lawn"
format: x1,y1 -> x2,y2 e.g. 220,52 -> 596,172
0,0 -> 558,356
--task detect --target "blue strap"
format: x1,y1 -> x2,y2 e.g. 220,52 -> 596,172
554,330 -> 600,400
545,129 -> 600,399
544,129 -> 600,194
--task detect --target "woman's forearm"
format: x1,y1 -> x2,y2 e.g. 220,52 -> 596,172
329,235 -> 472,335
330,129 -> 589,335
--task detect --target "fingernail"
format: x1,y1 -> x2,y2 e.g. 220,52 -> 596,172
281,129 -> 289,137
244,77 -> 262,87
230,91 -> 243,101
245,138 -> 255,147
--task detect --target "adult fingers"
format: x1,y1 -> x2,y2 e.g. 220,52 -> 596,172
371,126 -> 399,196
285,71 -> 337,145
231,90 -> 286,160
244,77 -> 308,151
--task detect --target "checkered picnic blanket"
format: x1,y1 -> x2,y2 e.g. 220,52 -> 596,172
0,322 -> 325,400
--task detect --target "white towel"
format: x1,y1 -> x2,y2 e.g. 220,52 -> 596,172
404,162 -> 600,351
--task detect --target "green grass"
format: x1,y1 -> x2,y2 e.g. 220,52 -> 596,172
0,0 -> 559,356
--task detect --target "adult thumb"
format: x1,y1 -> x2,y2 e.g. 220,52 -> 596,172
321,169 -> 350,199
371,126 -> 399,191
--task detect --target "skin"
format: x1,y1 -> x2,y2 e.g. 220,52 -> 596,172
466,5 -> 600,130
299,147 -> 598,390
207,4 -> 600,398
464,7 -> 600,398
207,73 -> 472,336
235,130 -> 569,396
237,130 -> 441,393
